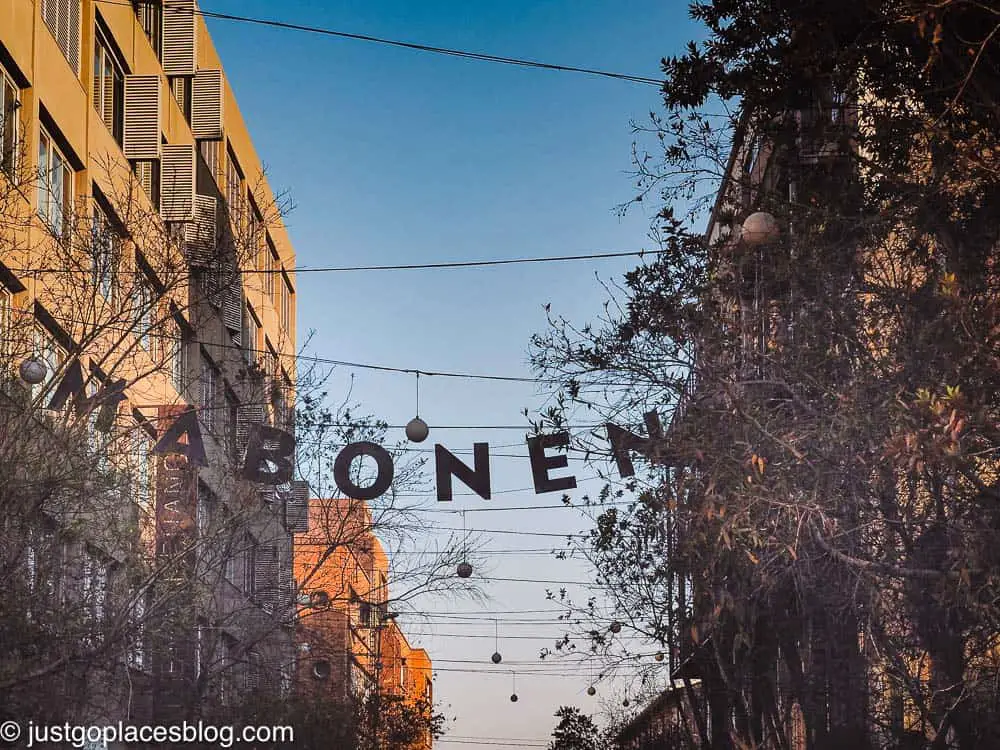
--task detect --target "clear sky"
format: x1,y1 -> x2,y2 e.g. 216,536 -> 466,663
205,1 -> 700,746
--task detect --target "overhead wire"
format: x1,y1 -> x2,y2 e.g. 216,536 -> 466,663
24,305 -> 669,388
94,0 -> 665,86
9,248 -> 665,276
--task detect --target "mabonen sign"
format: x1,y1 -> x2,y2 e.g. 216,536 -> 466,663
53,358 -> 668,502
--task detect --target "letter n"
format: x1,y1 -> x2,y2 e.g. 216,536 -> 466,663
606,411 -> 664,478
435,443 -> 491,502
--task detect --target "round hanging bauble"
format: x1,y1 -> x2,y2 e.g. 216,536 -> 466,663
405,416 -> 429,443
587,686 -> 597,696
623,698 -> 630,707
457,561 -> 473,578
510,693 -> 518,703
18,357 -> 47,385
740,211 -> 781,246
491,652 -> 502,664
655,651 -> 665,662
609,621 -> 622,634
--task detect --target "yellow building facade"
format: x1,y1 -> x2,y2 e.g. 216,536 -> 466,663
0,0 -> 302,727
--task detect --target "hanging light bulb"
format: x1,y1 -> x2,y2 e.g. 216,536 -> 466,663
456,510 -> 472,578
491,619 -> 502,663
405,416 -> 429,442
18,357 -> 47,385
405,373 -> 429,442
740,211 -> 780,246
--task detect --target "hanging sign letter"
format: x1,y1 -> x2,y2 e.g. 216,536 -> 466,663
605,410 -> 664,478
333,441 -> 394,501
527,432 -> 577,494
435,443 -> 491,502
242,423 -> 296,485
151,406 -> 208,466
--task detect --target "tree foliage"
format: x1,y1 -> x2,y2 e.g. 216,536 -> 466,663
532,2 -> 1000,748
549,706 -> 607,750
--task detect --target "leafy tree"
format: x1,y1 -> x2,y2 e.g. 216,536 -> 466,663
549,706 -> 606,750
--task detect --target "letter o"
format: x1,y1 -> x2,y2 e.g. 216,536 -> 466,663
333,441 -> 394,500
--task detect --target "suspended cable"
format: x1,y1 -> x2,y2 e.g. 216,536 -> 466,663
25,306 -> 668,387
95,0 -> 665,86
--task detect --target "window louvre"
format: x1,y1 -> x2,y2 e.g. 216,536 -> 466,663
162,0 -> 197,77
235,402 -> 265,462
221,268 -> 242,340
160,143 -> 195,221
184,194 -> 216,266
66,0 -> 81,74
42,0 -> 81,73
253,543 -> 280,613
191,69 -> 224,140
123,75 -> 161,160
284,480 -> 310,533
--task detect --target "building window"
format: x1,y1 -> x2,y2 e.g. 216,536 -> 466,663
81,551 -> 108,624
169,76 -> 192,122
225,145 -> 244,229
225,387 -> 238,458
127,590 -> 146,670
279,269 -> 293,334
199,139 -> 221,184
135,1 -> 162,58
197,481 -> 217,537
41,0 -> 81,73
132,159 -> 160,207
32,324 -> 64,401
38,128 -> 74,239
130,427 -> 152,517
263,235 -> 276,299
244,534 -> 257,596
93,26 -> 124,144
0,65 -> 20,180
133,271 -> 155,350
244,302 -> 260,363
0,285 -> 12,372
200,351 -> 218,433
170,320 -> 187,394
249,197 -> 264,265
91,195 -> 120,302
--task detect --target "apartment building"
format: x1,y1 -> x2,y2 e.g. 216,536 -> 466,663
295,497 -> 434,749
656,81 -> 997,747
617,681 -> 706,750
0,0 -> 305,729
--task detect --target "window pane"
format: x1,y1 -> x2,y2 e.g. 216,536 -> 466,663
2,77 -> 16,175
37,134 -> 48,219
50,151 -> 64,232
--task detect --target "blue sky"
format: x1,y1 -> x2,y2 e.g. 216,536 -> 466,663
206,1 -> 700,745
